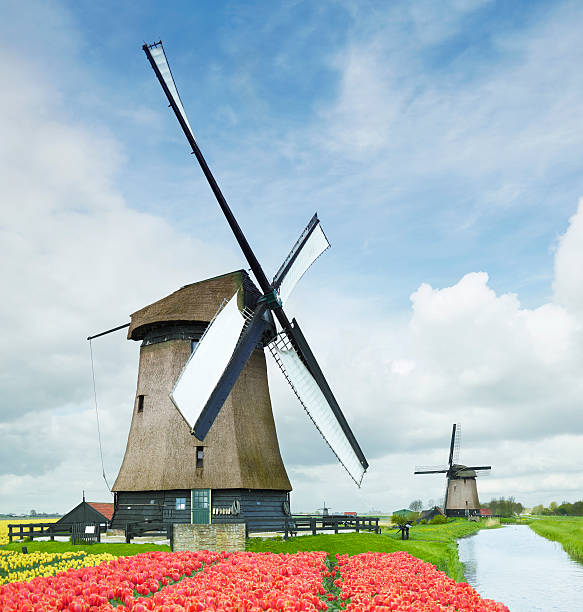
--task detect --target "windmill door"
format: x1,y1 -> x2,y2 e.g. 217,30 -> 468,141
191,489 -> 211,524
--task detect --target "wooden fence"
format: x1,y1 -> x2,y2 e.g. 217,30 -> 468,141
8,522 -> 104,544
122,515 -> 380,547
281,515 -> 380,539
125,521 -> 174,547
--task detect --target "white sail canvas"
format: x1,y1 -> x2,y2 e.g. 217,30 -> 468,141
149,44 -> 196,140
276,222 -> 329,305
170,293 -> 244,429
271,335 -> 365,485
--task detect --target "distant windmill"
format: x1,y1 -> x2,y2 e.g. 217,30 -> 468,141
106,41 -> 368,531
414,424 -> 491,517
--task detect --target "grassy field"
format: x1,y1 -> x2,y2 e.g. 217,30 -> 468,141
247,519 -> 490,581
529,516 -> 583,562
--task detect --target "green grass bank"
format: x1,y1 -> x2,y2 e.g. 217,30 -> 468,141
529,516 -> 583,562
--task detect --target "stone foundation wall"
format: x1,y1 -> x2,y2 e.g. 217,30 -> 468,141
173,523 -> 246,552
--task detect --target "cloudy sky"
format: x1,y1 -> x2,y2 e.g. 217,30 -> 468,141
1,0 -> 582,515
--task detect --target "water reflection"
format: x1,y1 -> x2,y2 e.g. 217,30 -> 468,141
458,524 -> 583,612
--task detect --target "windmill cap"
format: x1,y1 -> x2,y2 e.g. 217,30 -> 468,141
451,464 -> 477,478
127,270 -> 261,340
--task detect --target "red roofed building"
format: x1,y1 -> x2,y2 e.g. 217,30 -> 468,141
55,497 -> 114,528
480,508 -> 492,517
87,502 -> 114,521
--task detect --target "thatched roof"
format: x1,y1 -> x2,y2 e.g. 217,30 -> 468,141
128,270 -> 261,340
113,271 -> 291,493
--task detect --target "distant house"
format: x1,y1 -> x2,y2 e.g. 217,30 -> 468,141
344,512 -> 357,516
55,499 -> 114,529
480,508 -> 492,517
418,506 -> 446,523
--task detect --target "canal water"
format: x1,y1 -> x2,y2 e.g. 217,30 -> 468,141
458,524 -> 583,611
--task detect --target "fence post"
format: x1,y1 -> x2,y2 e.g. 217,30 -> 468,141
311,518 -> 316,536
334,518 -> 339,534
284,518 -> 289,541
8,525 -> 12,544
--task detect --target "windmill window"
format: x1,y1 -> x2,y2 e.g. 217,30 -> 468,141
196,446 -> 204,468
191,340 -> 198,353
176,498 -> 186,510
137,395 -> 145,413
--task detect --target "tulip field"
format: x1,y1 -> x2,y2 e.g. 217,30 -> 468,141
0,550 -> 116,585
0,547 -> 510,611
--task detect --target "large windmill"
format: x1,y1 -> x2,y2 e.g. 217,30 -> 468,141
414,424 -> 491,517
110,42 -> 368,530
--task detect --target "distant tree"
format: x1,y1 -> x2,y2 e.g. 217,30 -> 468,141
557,502 -> 571,516
484,497 -> 523,517
30,509 -> 37,517
531,504 -> 545,515
426,499 -> 435,510
408,499 -> 423,512
549,501 -> 558,513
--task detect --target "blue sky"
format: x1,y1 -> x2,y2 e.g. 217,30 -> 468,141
1,0 -> 583,514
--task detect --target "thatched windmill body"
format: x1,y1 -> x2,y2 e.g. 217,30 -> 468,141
109,42 -> 368,530
414,424 -> 491,517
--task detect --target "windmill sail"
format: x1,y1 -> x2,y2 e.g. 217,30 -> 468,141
273,214 -> 330,305
146,42 -> 196,141
270,330 -> 366,486
145,40 -> 369,486
192,303 -> 270,440
170,293 -> 245,428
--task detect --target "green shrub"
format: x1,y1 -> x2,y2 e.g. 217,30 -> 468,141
430,515 -> 447,525
391,513 -> 412,526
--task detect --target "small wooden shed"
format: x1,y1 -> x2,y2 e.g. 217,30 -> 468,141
55,500 -> 114,528
419,506 -> 446,523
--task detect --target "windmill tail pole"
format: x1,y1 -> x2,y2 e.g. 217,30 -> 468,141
87,322 -> 130,341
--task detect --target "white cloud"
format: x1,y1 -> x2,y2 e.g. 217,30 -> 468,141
554,198 -> 583,317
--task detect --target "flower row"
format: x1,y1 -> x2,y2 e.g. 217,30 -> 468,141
0,549 -> 330,611
335,551 -> 509,611
0,550 -> 115,586
0,549 -> 225,611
